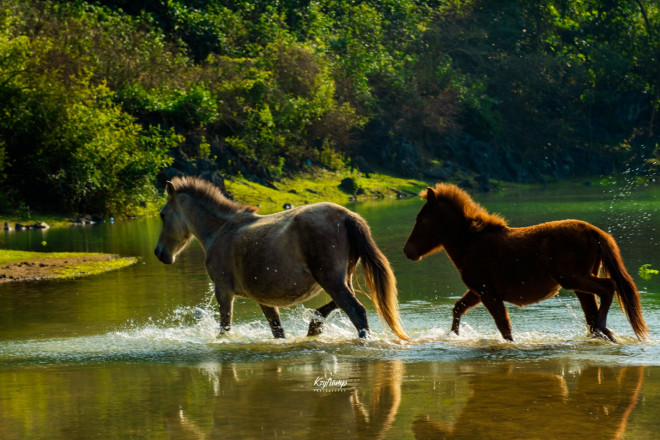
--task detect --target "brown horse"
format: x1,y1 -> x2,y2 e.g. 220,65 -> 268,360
154,176 -> 407,340
403,183 -> 648,342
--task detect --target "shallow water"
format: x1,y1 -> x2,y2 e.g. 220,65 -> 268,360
1,180 -> 659,439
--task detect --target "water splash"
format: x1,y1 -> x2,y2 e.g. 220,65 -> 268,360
0,298 -> 655,366
601,174 -> 655,244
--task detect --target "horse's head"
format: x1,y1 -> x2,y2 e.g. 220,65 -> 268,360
404,183 -> 508,261
154,182 -> 193,264
403,187 -> 446,261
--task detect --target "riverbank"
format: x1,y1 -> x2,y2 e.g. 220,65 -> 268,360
225,169 -> 428,213
1,169 -> 430,228
0,250 -> 137,283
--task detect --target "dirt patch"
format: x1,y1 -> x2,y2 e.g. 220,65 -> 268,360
0,254 -> 136,283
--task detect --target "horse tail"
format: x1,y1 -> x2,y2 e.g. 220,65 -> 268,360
598,230 -> 649,340
345,216 -> 409,341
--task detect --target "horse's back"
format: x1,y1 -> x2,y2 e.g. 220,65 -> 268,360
207,201 -> 357,306
464,219 -> 605,304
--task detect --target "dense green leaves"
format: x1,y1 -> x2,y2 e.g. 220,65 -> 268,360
0,1 -> 178,215
0,0 -> 658,215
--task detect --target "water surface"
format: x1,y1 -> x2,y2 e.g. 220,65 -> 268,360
1,180 -> 659,439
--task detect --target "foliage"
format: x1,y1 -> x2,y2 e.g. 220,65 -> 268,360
639,264 -> 659,281
0,1 -> 177,215
0,0 -> 658,214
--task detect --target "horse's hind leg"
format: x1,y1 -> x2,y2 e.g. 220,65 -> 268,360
307,301 -> 338,336
452,290 -> 481,335
561,275 -> 617,341
319,281 -> 369,338
260,304 -> 285,338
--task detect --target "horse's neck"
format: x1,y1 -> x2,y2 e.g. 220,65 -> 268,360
438,224 -> 471,268
183,199 -> 237,248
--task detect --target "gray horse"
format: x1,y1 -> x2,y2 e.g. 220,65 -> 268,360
155,176 -> 407,340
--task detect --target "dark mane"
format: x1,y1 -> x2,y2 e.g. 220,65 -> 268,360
168,176 -> 258,213
423,183 -> 507,231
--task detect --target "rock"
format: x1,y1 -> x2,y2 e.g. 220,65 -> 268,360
353,156 -> 374,176
424,162 -> 456,181
162,167 -> 184,181
339,177 -> 359,195
458,179 -> 473,189
159,153 -> 228,197
474,175 -> 490,192
198,169 -> 227,194
283,203 -> 293,210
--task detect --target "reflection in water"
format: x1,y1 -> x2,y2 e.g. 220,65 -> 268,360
413,365 -> 645,440
170,359 -> 404,440
0,359 -> 653,439
0,358 -> 405,440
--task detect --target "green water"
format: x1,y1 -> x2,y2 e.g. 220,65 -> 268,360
0,180 -> 659,439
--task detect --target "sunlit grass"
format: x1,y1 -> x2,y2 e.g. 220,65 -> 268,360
53,257 -> 138,279
0,250 -> 137,280
226,169 -> 428,213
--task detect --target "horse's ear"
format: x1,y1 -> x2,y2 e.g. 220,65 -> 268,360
165,181 -> 175,200
424,187 -> 436,203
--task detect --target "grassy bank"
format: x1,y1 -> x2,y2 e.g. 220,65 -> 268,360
2,170 -> 429,225
0,250 -> 137,283
226,170 -> 428,213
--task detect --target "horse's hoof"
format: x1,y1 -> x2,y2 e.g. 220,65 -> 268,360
218,325 -> 231,336
593,328 -> 617,343
358,328 -> 371,339
307,320 -> 324,337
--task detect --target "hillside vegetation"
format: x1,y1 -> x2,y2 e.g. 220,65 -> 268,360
0,0 -> 658,216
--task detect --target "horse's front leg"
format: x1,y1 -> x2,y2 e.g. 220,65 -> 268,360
260,304 -> 285,338
451,290 -> 481,335
307,301 -> 338,336
214,286 -> 234,333
479,291 -> 513,342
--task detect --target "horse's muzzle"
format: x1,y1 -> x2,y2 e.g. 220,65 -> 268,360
154,246 -> 174,264
403,243 -> 421,261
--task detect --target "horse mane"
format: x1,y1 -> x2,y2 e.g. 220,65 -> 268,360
168,176 -> 258,213
422,183 -> 507,232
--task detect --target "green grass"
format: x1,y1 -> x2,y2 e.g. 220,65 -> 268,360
53,257 -> 138,279
0,250 -> 137,280
226,169 -> 428,213
0,250 -> 85,265
1,169 -> 428,224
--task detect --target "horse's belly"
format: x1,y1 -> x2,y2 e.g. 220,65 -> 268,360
236,271 -> 322,307
504,281 -> 561,307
